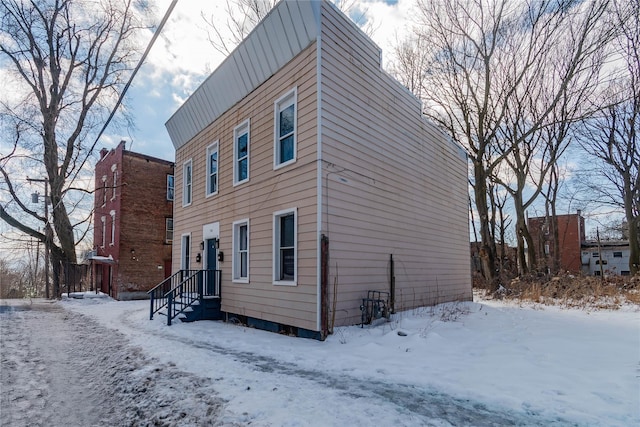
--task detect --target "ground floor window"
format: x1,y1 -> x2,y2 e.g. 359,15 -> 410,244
233,219 -> 249,282
181,234 -> 190,270
273,208 -> 297,285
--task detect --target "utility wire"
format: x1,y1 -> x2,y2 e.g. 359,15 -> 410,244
70,0 -> 179,183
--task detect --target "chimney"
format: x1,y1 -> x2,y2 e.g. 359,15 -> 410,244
100,148 -> 108,159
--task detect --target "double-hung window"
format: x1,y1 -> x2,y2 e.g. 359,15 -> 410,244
274,88 -> 297,168
112,170 -> 117,200
181,234 -> 191,270
110,210 -> 116,245
234,120 -> 250,185
167,175 -> 174,201
183,160 -> 192,206
206,142 -> 219,196
100,216 -> 106,248
233,219 -> 249,282
102,177 -> 107,206
165,218 -> 173,243
273,208 -> 297,285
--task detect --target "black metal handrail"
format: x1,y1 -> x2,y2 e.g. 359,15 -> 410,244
148,269 -> 221,326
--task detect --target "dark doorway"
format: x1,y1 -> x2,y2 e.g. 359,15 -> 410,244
205,238 -> 217,296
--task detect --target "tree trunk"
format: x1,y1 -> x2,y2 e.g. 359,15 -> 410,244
624,177 -> 640,275
473,161 -> 497,284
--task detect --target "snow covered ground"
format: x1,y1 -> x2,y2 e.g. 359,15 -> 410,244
1,294 -> 638,426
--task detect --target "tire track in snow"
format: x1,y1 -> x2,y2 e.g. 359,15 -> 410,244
119,308 -> 579,426
1,301 -> 228,427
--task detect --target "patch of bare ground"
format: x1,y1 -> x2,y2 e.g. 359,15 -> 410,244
475,273 -> 640,310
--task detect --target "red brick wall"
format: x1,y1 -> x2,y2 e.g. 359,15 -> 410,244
93,142 -> 173,299
528,213 -> 585,273
118,150 -> 173,299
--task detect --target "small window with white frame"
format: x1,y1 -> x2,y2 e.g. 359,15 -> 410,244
274,88 -> 297,168
206,141 -> 219,196
102,176 -> 107,206
167,175 -> 174,201
110,210 -> 116,245
233,120 -> 250,185
111,170 -> 117,200
182,159 -> 192,206
165,218 -> 173,243
273,208 -> 297,285
100,216 -> 106,248
232,219 -> 249,282
181,234 -> 191,270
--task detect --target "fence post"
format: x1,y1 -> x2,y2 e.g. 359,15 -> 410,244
167,292 -> 173,326
198,270 -> 203,299
150,292 -> 154,320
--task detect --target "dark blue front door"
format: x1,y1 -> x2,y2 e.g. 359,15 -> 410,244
205,238 -> 217,296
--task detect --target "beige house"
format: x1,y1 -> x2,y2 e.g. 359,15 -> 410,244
164,0 -> 471,339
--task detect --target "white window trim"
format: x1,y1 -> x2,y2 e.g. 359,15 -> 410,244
233,119 -> 250,186
206,141 -> 219,197
181,233 -> 191,270
109,210 -> 116,246
167,175 -> 174,201
111,170 -> 117,200
273,207 -> 297,286
100,216 -> 106,248
232,218 -> 250,283
165,218 -> 173,243
274,87 -> 297,170
182,159 -> 192,207
101,176 -> 107,207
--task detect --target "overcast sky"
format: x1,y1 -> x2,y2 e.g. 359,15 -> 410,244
108,0 -> 413,162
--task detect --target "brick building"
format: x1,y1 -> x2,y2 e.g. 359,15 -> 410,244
527,211 -> 586,273
92,141 -> 174,300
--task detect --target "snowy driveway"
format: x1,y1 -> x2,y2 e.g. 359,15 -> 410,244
0,300 -> 224,427
2,297 -> 638,426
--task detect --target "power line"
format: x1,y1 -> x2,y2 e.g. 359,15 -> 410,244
71,0 -> 179,182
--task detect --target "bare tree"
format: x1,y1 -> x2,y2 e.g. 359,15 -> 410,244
492,0 -> 613,274
579,0 -> 640,274
202,0 -> 377,56
201,0 -> 277,56
0,0 -> 149,296
388,0 -> 615,281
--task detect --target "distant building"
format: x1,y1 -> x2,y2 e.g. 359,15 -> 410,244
528,211 -> 632,276
581,241 -> 632,276
92,141 -> 174,300
527,211 -> 586,273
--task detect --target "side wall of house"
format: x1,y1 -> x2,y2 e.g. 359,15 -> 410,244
319,2 -> 472,326
173,43 -> 319,331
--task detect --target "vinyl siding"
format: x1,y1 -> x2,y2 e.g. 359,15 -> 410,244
173,43 -> 319,331
319,2 -> 471,326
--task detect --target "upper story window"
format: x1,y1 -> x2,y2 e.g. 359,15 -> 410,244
110,210 -> 116,245
274,88 -> 297,169
183,160 -> 192,207
206,142 -> 219,196
233,219 -> 249,283
112,170 -> 117,200
165,218 -> 173,243
100,216 -> 106,248
273,208 -> 297,285
613,251 -> 622,258
167,175 -> 174,201
101,176 -> 107,206
234,120 -> 250,185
